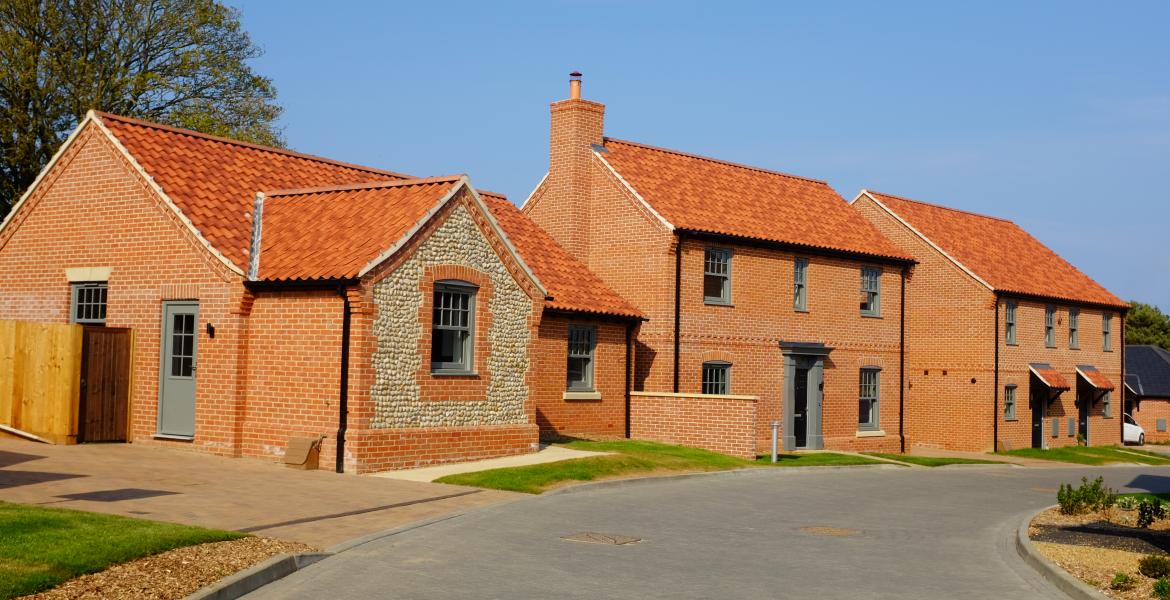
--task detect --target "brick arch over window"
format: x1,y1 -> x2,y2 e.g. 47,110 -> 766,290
700,350 -> 736,364
417,265 -> 495,401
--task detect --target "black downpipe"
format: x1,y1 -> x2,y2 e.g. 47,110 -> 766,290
673,232 -> 684,393
1120,314 -> 1127,442
899,267 -> 906,453
625,321 -> 634,438
993,294 -> 1000,452
335,286 -> 352,474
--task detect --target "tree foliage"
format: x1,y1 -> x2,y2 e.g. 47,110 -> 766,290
0,0 -> 283,218
1127,301 -> 1170,350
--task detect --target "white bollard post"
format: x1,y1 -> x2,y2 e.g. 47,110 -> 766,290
771,421 -> 780,463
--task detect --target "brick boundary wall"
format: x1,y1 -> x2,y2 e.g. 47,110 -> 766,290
629,392 -> 758,459
345,424 -> 540,474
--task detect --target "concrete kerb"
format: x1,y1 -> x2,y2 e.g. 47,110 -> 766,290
1014,506 -> 1109,600
544,463 -> 905,496
182,512 -> 476,600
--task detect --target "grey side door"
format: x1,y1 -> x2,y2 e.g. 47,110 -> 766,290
158,302 -> 198,438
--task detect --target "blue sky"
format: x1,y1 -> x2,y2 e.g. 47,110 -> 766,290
231,1 -> 1169,311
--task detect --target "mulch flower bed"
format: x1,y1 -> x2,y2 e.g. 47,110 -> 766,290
20,536 -> 316,600
1031,506 -> 1170,599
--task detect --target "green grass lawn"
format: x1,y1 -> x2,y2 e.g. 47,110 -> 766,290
1001,445 -> 1170,466
862,453 -> 1003,467
754,452 -> 886,467
434,440 -> 885,494
0,502 -> 244,599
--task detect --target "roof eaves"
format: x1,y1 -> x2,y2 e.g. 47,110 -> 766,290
675,226 -> 916,265
92,110 -> 245,276
994,288 -> 1130,311
855,189 -> 992,290
592,148 -> 674,232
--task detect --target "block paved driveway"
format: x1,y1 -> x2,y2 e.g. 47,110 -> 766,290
247,464 -> 1170,600
0,439 -> 516,548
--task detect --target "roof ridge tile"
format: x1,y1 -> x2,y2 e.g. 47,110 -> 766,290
264,175 -> 464,198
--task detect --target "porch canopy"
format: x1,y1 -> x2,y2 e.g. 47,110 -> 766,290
1029,363 -> 1071,391
1076,364 -> 1116,391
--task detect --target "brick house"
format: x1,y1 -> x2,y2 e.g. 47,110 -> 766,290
852,190 -> 1127,451
524,75 -> 914,453
0,111 -> 641,473
1125,345 -> 1170,443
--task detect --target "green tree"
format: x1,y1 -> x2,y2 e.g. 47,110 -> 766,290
1127,301 -> 1170,350
0,0 -> 283,218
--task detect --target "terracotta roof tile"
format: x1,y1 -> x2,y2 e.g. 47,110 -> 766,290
1076,365 -> 1115,391
867,191 -> 1126,308
95,112 -> 404,270
1030,363 -> 1072,391
599,138 -> 912,262
481,192 -> 643,319
255,177 -> 460,282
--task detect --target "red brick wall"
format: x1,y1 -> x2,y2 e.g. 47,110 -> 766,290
531,314 -> 629,440
345,424 -> 538,473
853,193 -> 1123,451
998,300 -> 1123,449
629,392 -> 758,458
1129,397 -> 1170,444
241,290 -> 343,466
0,124 -> 248,456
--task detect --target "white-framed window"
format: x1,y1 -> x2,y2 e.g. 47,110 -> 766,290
794,258 -> 808,312
566,325 -> 596,391
1102,391 -> 1113,419
1004,385 -> 1017,421
860,267 -> 881,317
1044,305 -> 1055,348
1103,313 -> 1112,352
1005,301 -> 1017,346
704,248 -> 731,305
70,282 -> 108,325
702,361 -> 730,395
431,281 -> 476,373
859,368 -> 880,430
1068,309 -> 1079,349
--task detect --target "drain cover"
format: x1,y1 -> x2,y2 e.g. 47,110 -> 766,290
799,526 -> 861,537
56,488 -> 178,502
561,532 -> 641,545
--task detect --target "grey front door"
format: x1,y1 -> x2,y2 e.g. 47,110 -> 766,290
793,365 -> 810,448
158,302 -> 198,438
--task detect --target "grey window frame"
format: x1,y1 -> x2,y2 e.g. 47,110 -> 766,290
860,267 -> 881,317
1005,301 -> 1017,346
1103,313 -> 1112,352
430,280 -> 477,374
793,258 -> 808,312
858,367 -> 880,430
70,281 -> 108,325
701,361 -> 731,395
1068,309 -> 1079,349
1044,305 -> 1055,348
1004,385 -> 1018,421
703,247 -> 732,305
566,325 -> 597,392
1102,390 -> 1113,419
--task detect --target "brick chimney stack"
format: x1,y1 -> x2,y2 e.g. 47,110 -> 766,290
545,71 -> 605,259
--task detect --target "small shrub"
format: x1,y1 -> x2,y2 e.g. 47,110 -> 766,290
1057,476 -> 1118,515
1118,496 -> 1139,511
1139,555 -> 1170,579
1139,500 -> 1168,529
1110,572 -> 1135,591
1155,576 -> 1170,600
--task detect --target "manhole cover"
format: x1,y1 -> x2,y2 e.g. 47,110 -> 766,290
799,526 -> 861,537
561,532 -> 641,545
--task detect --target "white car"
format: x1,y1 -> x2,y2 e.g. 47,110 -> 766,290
1124,413 -> 1146,445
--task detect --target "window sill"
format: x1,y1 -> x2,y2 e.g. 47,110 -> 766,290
704,300 -> 733,307
860,313 -> 882,319
1004,418 -> 1018,422
794,308 -> 809,314
855,429 -> 885,438
1006,342 -> 1018,347
563,391 -> 602,401
431,370 -> 478,377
